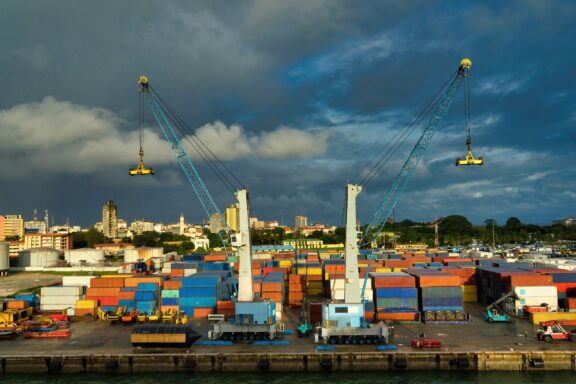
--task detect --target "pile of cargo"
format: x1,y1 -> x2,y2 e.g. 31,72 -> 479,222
40,286 -> 83,316
371,272 -> 419,322
406,269 -> 466,323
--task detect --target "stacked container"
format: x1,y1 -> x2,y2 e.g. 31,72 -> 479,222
86,277 -> 125,308
371,272 -> 419,322
134,282 -> 159,315
40,286 -> 84,316
75,299 -> 98,317
261,272 -> 284,304
179,272 -> 225,316
288,274 -> 305,307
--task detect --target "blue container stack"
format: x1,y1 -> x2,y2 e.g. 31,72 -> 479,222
135,283 -> 159,315
118,287 -> 137,311
419,287 -> 464,312
375,287 -> 419,312
179,271 -> 230,315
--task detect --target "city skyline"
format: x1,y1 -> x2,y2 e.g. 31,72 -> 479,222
0,1 -> 575,227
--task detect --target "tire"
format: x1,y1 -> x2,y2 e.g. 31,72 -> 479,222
487,317 -> 493,323
543,335 -> 552,342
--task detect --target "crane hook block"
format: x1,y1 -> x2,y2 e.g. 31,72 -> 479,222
455,150 -> 484,166
129,148 -> 155,176
460,58 -> 472,70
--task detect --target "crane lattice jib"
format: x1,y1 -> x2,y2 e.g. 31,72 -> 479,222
361,62 -> 470,245
139,87 -> 227,234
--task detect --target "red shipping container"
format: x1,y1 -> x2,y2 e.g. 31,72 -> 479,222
216,301 -> 235,310
565,297 -> 576,310
554,283 -> 576,295
86,296 -> 118,306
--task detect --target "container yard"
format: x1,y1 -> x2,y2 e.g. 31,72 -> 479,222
1,246 -> 576,373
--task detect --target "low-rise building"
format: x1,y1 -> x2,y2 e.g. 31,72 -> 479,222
282,238 -> 324,249
24,233 -> 72,253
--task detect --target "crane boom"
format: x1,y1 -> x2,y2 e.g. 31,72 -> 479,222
137,76 -> 226,232
361,59 -> 471,244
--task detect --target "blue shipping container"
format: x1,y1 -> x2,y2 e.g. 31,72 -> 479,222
375,288 -> 418,298
137,283 -> 159,292
135,291 -> 157,301
161,297 -> 179,306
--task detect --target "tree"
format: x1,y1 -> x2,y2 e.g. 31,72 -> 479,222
4,235 -> 20,241
132,231 -> 161,247
439,215 -> 474,245
72,228 -> 109,249
505,217 -> 522,230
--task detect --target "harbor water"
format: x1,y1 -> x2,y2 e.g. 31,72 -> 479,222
2,371 -> 575,384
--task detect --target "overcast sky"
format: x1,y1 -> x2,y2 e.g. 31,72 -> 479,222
1,0 -> 575,227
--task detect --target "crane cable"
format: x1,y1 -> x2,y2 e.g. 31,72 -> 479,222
350,69 -> 458,189
147,86 -> 244,194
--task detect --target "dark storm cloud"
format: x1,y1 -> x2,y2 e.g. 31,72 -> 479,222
0,0 -> 575,227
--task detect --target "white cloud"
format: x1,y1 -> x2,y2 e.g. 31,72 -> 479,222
192,121 -> 330,160
0,98 -> 331,179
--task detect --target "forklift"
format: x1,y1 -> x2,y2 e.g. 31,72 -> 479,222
484,292 -> 513,323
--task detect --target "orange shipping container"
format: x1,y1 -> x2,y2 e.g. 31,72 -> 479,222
118,291 -> 135,300
289,283 -> 304,292
124,277 -> 163,288
288,291 -> 304,301
170,269 -> 185,277
289,275 -> 306,284
90,277 -> 125,288
75,308 -> 97,317
5,300 -> 29,310
86,287 -> 121,297
204,255 -> 227,261
262,281 -> 283,292
193,308 -> 214,318
377,312 -> 419,321
160,305 -> 179,313
262,292 -> 284,302
164,280 -> 182,289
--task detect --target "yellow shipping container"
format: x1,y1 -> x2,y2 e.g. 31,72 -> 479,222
463,293 -> 477,303
461,285 -> 477,293
76,299 -> 98,309
530,312 -> 576,325
306,268 -> 322,275
306,288 -> 324,295
278,260 -> 293,268
375,268 -> 393,273
393,268 -> 406,272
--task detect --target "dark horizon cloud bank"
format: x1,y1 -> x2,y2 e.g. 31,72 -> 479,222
0,0 -> 575,227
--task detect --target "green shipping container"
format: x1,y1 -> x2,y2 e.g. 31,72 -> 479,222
161,289 -> 180,298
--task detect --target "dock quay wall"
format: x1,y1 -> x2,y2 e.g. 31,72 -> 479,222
0,351 -> 575,373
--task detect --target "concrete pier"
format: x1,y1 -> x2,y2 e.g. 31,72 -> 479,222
1,351 -> 575,374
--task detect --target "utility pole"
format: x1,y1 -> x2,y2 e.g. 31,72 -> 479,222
434,217 -> 440,248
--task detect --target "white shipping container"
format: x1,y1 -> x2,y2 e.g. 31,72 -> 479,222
330,288 -> 373,301
40,304 -> 74,311
41,286 -> 84,296
62,276 -> 95,287
513,286 -> 558,298
41,295 -> 82,305
184,269 -> 197,276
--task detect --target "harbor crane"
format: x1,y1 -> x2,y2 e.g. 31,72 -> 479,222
316,59 -> 473,344
135,76 -> 280,341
